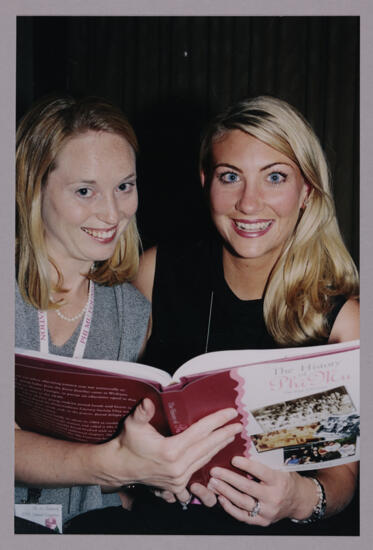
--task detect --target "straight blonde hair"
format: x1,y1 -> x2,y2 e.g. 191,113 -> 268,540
16,94 -> 141,311
200,96 -> 359,345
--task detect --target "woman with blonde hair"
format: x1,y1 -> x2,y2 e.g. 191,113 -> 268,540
15,94 -> 242,533
133,96 -> 359,534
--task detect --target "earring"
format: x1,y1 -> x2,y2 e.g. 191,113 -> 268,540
302,197 -> 309,209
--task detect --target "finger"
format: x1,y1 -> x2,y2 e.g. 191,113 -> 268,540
175,420 -> 242,470
165,494 -> 177,503
174,408 -> 239,447
175,488 -> 191,505
179,428 -> 241,482
190,482 -> 217,507
157,421 -> 241,489
130,398 -> 156,424
208,477 -> 259,513
217,495 -> 266,526
231,456 -> 275,484
161,490 -> 176,502
154,490 -> 177,503
209,466 -> 262,500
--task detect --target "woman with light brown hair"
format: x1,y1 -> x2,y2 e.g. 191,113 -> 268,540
15,94 -> 242,532
134,96 -> 359,534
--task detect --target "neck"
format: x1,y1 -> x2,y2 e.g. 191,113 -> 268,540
222,247 -> 277,300
49,259 -> 93,299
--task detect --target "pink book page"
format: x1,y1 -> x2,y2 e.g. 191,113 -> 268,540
229,347 -> 359,472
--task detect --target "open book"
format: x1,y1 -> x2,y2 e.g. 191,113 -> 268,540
15,340 -> 359,485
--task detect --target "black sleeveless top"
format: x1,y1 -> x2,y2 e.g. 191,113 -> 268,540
138,239 -> 356,536
143,239 -> 346,375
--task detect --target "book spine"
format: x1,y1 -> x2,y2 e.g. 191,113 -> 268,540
160,391 -> 191,435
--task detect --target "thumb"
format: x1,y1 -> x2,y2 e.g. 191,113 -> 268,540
131,398 -> 155,424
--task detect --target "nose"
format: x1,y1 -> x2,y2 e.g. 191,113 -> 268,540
235,182 -> 263,214
96,193 -> 120,225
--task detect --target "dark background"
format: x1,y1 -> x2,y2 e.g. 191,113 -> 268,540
17,16 -> 359,264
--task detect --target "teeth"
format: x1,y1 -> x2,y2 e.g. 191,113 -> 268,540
235,220 -> 272,232
83,227 -> 116,239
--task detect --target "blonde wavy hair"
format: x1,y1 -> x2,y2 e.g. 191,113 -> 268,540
200,96 -> 359,345
16,94 -> 141,311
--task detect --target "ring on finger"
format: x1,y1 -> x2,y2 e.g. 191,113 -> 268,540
179,495 -> 193,510
248,497 -> 260,518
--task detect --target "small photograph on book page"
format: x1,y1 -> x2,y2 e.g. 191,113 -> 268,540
250,411 -> 360,454
282,434 -> 358,466
250,386 -> 356,432
251,422 -> 322,452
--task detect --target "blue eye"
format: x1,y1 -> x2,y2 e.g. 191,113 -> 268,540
219,172 -> 240,184
268,172 -> 286,184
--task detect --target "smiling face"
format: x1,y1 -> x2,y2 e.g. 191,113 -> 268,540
204,129 -> 309,270
42,130 -> 138,272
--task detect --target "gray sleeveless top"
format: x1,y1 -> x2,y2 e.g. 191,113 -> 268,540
15,282 -> 150,524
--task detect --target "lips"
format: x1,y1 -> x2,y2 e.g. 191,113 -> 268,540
232,219 -> 273,237
82,225 -> 118,243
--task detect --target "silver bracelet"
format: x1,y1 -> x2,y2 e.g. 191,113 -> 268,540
290,477 -> 326,524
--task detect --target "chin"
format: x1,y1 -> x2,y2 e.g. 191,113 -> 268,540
84,249 -> 117,263
225,240 -> 280,263
224,240 -> 264,259
93,253 -> 116,263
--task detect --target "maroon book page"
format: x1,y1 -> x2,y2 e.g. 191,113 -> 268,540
15,357 -> 171,442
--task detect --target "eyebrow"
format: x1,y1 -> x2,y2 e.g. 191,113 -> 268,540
259,162 -> 292,171
76,172 -> 137,185
213,162 -> 293,172
213,163 -> 243,172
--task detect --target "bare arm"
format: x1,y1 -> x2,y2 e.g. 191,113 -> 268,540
15,399 -> 242,503
133,246 -> 157,302
328,298 -> 360,343
132,246 -> 158,355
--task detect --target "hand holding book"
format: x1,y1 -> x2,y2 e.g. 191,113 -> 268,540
208,456 -> 318,525
104,398 -> 241,497
207,455 -> 358,525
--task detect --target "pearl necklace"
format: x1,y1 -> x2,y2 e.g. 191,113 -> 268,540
53,282 -> 90,323
55,302 -> 89,322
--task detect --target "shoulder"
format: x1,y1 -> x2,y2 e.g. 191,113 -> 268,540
119,281 -> 150,309
15,282 -> 40,349
15,280 -> 34,320
110,282 -> 151,359
133,246 -> 157,301
15,281 -> 23,307
93,282 -> 150,348
328,297 -> 360,343
134,239 -> 212,301
96,281 -> 150,310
